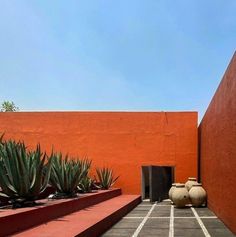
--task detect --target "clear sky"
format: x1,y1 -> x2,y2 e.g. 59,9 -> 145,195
0,1 -> 235,120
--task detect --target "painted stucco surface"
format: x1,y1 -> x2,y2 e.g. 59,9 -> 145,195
199,52 -> 236,234
0,111 -> 197,194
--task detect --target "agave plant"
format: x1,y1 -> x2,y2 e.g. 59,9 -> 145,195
96,167 -> 119,190
49,153 -> 91,198
0,139 -> 52,208
78,176 -> 95,193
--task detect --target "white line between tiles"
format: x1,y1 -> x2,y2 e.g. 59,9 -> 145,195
191,207 -> 211,237
173,216 -> 216,219
138,204 -> 170,207
124,216 -> 170,219
132,202 -> 156,237
169,205 -> 174,237
124,216 -> 217,219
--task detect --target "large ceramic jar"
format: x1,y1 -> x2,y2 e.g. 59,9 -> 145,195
189,183 -> 207,207
168,183 -> 177,202
172,184 -> 190,208
185,177 -> 198,191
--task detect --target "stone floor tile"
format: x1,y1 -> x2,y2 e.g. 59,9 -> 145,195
150,211 -> 170,217
154,205 -> 171,211
174,218 -> 201,229
132,206 -> 152,211
138,227 -> 169,237
174,207 -> 194,217
201,218 -> 229,229
156,200 -> 171,205
195,207 -> 216,217
127,208 -> 150,217
125,210 -> 148,217
110,218 -> 142,229
150,206 -> 170,217
144,218 -> 170,228
174,228 -> 205,237
206,228 -> 236,237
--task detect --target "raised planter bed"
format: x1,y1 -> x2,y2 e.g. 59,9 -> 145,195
0,188 -> 121,237
14,194 -> 141,237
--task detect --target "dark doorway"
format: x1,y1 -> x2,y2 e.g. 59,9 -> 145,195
142,166 -> 150,199
141,166 -> 174,202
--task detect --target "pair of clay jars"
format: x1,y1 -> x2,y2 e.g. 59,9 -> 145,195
186,177 -> 207,207
169,177 -> 206,208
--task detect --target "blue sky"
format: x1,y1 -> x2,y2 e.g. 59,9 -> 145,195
0,1 -> 235,120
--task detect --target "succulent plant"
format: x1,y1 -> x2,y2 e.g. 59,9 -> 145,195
0,139 -> 52,208
49,153 -> 91,198
96,167 -> 119,190
78,176 -> 95,193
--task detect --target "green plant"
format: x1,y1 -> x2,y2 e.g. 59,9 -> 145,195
0,139 -> 52,208
1,101 -> 19,112
49,153 -> 91,198
78,176 -> 95,193
96,167 -> 119,190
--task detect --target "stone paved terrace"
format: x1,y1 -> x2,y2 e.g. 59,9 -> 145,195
102,200 -> 235,237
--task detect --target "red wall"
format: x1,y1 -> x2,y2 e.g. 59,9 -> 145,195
0,111 -> 197,194
199,52 -> 236,234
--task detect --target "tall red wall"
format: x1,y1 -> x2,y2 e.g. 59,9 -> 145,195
0,111 -> 197,194
199,52 -> 236,234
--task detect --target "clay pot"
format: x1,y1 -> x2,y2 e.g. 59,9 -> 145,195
172,184 -> 190,208
189,183 -> 207,207
168,183 -> 177,202
185,177 -> 198,191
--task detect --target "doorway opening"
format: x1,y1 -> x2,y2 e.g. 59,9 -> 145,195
142,166 -> 150,199
141,166 -> 174,202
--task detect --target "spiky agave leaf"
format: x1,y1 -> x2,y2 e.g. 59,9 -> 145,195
96,167 -> 119,190
0,139 -> 52,208
0,133 -> 4,144
49,153 -> 91,198
78,176 -> 94,193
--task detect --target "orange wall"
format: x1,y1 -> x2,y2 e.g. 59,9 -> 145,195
199,52 -> 236,234
0,111 -> 197,194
